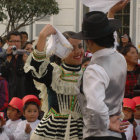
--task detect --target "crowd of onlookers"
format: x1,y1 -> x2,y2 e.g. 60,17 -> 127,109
0,30 -> 140,140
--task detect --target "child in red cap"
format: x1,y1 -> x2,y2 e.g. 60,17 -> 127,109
133,96 -> 140,140
5,97 -> 23,140
133,96 -> 140,125
13,95 -> 40,140
123,98 -> 136,140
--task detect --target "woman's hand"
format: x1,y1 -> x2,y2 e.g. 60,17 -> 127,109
37,24 -> 57,52
39,24 -> 56,39
108,0 -> 130,18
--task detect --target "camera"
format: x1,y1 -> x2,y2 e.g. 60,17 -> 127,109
12,45 -> 17,51
12,45 -> 28,55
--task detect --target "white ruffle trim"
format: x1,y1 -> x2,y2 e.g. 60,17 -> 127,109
34,80 -> 48,114
51,63 -> 83,96
24,53 -> 50,78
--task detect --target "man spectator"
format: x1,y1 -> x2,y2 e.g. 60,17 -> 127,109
20,31 -> 28,48
1,31 -> 25,100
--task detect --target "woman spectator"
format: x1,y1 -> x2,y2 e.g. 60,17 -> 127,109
21,41 -> 40,97
120,44 -> 140,98
121,34 -> 132,47
117,33 -> 132,52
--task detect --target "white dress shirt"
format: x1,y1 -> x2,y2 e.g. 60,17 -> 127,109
135,119 -> 140,125
81,48 -> 126,139
0,129 -> 9,140
5,119 -> 22,140
14,119 -> 40,140
125,123 -> 133,140
135,125 -> 140,140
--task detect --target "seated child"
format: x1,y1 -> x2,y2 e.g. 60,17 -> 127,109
5,97 -> 23,140
133,96 -> 140,125
14,95 -> 40,140
0,112 -> 9,140
133,96 -> 140,140
123,98 -> 136,140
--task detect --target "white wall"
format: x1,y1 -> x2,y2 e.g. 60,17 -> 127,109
130,0 -> 140,51
136,0 -> 140,51
0,0 -> 81,41
32,0 -> 79,40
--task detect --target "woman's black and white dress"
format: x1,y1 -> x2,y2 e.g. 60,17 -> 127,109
24,49 -> 83,140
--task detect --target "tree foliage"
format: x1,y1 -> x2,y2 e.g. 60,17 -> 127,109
0,0 -> 59,35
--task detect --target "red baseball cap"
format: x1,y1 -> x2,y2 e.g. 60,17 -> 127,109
22,95 -> 40,106
132,96 -> 140,107
9,97 -> 23,112
123,98 -> 136,111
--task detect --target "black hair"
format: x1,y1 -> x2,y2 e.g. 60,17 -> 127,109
50,55 -> 62,65
0,36 -> 3,43
82,57 -> 91,65
23,101 -> 40,112
128,114 -> 135,124
120,43 -> 138,56
63,31 -> 77,40
7,31 -> 22,41
20,31 -> 28,38
49,31 -> 77,65
90,32 -> 115,48
120,33 -> 132,47
22,41 -> 32,50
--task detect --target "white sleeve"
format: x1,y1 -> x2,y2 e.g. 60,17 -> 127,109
13,122 -> 30,140
83,64 -> 110,130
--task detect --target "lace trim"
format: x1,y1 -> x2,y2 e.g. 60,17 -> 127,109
51,63 -> 83,95
34,80 -> 48,114
24,52 -> 50,78
33,51 -> 46,61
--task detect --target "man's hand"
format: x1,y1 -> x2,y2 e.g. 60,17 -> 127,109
6,46 -> 13,55
6,46 -> 15,62
109,116 -> 129,133
25,123 -> 32,134
108,0 -> 130,18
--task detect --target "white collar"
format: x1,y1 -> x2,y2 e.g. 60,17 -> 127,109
90,47 -> 116,62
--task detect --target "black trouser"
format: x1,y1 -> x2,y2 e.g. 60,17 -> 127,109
84,133 -> 126,140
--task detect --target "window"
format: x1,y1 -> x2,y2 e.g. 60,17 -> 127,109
115,2 -> 130,35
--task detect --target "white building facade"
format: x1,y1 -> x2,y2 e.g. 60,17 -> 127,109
130,0 -> 140,50
0,0 -> 139,50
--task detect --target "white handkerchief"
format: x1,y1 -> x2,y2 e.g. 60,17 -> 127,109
81,0 -> 123,13
46,27 -> 73,59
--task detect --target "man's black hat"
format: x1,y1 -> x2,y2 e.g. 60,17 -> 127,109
72,11 -> 121,40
